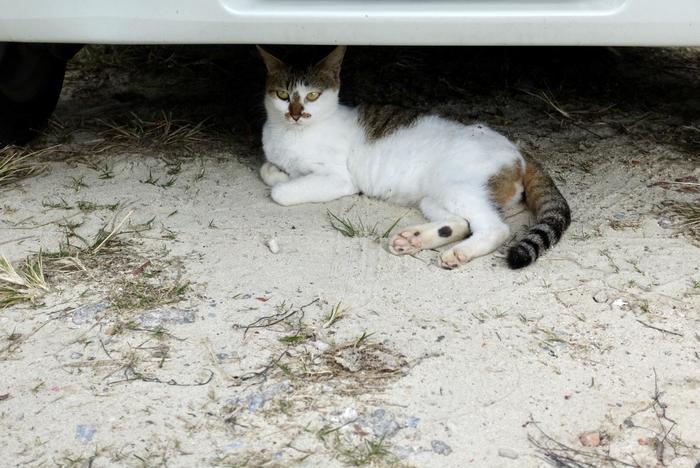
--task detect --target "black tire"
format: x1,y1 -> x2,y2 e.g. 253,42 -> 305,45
0,43 -> 81,145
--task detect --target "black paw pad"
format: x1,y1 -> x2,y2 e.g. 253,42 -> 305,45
438,226 -> 453,237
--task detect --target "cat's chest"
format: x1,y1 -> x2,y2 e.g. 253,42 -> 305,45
262,124 -> 349,176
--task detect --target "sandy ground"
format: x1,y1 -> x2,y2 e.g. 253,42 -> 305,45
1,46 -> 699,467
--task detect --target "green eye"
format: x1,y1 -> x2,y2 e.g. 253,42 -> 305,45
306,91 -> 321,101
276,90 -> 289,100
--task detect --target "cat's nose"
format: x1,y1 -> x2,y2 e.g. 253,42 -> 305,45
289,102 -> 304,121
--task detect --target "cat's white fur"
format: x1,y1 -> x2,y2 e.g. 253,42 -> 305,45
261,84 -> 525,268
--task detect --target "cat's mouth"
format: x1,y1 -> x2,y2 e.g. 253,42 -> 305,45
284,112 -> 312,124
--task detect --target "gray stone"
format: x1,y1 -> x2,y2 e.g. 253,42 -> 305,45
75,425 -> 96,443
71,302 -> 108,325
365,409 -> 400,438
658,216 -> 673,228
230,380 -> 291,412
138,308 -> 195,327
405,416 -> 420,428
333,348 -> 362,372
431,440 -> 452,455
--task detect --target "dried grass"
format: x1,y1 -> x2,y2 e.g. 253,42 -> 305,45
0,145 -> 55,186
665,200 -> 700,242
0,254 -> 48,308
93,111 -> 209,154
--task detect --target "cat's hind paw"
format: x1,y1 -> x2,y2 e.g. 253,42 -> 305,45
438,248 -> 470,270
388,230 -> 424,255
389,221 -> 470,256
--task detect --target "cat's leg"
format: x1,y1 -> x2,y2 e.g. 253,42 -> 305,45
438,197 -> 510,269
389,197 -> 471,255
260,162 -> 290,186
271,173 -> 358,206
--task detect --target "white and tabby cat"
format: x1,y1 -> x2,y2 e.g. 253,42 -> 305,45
258,46 -> 570,269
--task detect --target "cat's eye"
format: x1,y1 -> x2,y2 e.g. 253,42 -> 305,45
276,90 -> 289,100
306,91 -> 321,101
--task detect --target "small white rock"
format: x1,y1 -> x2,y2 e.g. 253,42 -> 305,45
612,298 -> 627,308
341,407 -> 358,422
266,238 -> 280,254
498,448 -> 519,459
312,340 -> 331,352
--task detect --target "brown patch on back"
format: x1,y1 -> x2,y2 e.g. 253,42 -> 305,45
488,160 -> 523,207
358,104 -> 423,141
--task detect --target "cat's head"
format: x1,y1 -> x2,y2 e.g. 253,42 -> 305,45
258,46 -> 346,127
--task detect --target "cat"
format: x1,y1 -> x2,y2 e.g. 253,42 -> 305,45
257,46 -> 571,269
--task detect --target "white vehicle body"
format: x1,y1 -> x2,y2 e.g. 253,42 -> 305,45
0,0 -> 698,46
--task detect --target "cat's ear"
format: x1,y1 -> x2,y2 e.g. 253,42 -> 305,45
315,46 -> 346,78
257,46 -> 286,73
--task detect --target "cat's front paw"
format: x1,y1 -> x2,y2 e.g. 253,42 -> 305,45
260,162 -> 290,186
270,184 -> 296,206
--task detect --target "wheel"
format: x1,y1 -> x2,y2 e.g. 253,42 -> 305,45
0,43 -> 81,145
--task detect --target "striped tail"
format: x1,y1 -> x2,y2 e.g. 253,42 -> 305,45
507,158 -> 571,269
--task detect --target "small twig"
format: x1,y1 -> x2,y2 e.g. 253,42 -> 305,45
518,88 -> 571,119
528,415 -> 639,467
99,338 -> 113,360
238,298 -> 319,338
0,311 -> 69,356
635,319 -> 683,337
228,349 -> 290,387
0,236 -> 33,246
107,367 -> 213,387
126,325 -> 186,341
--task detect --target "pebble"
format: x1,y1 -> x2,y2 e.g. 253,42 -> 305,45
231,380 -> 292,412
75,425 -> 96,443
247,394 -> 265,411
579,431 -> 601,447
592,291 -> 608,303
366,409 -> 400,438
405,416 -> 420,428
658,216 -> 673,228
341,407 -> 358,422
498,448 -> 519,459
70,352 -> 83,360
431,440 -> 452,455
266,238 -> 280,254
222,440 -> 243,452
312,340 -> 331,352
